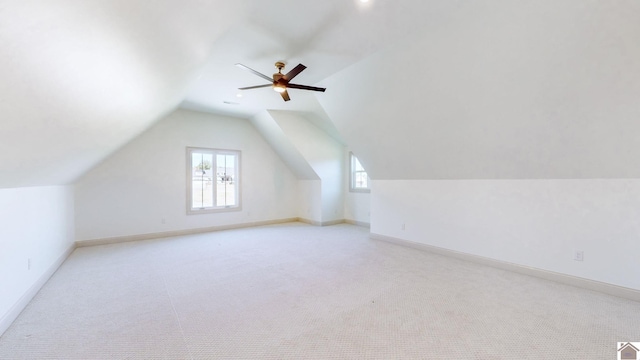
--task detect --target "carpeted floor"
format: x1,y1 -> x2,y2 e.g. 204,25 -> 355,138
1,222 -> 638,359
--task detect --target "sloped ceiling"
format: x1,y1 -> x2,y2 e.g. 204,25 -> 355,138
250,111 -> 319,180
2,1 -> 640,188
0,0 -> 242,188
318,1 -> 640,179
1,0 -> 461,188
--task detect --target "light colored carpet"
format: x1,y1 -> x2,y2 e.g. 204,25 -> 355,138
1,222 -> 638,359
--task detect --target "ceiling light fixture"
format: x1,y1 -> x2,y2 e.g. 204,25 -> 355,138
273,85 -> 286,93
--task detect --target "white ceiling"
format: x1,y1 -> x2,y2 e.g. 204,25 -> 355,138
179,0 -> 463,118
0,0 -> 460,188
319,1 -> 640,179
2,0 -> 640,187
0,0 -> 242,187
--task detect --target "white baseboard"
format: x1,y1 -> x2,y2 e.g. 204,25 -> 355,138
76,218 -> 300,247
77,218 -> 363,248
297,218 -> 346,227
321,219 -> 346,226
0,243 -> 76,337
370,233 -> 640,302
345,219 -> 370,228
297,218 -> 320,226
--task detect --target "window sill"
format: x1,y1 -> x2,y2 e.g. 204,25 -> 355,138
349,188 -> 371,193
187,206 -> 242,215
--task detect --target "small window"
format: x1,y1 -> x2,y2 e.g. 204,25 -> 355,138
350,153 -> 370,192
187,147 -> 240,214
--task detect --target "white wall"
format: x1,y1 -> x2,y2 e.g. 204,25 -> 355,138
249,111 -> 321,224
75,109 -> 299,242
371,179 -> 640,290
344,190 -> 370,226
297,180 -> 322,223
269,110 -> 344,223
314,0 -> 640,293
0,185 -> 75,334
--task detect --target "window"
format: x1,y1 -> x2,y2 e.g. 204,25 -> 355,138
350,153 -> 370,192
187,147 -> 240,214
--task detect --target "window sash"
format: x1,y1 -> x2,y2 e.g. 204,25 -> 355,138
215,153 -> 237,207
350,153 -> 370,192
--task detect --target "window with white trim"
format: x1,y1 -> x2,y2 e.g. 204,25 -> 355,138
187,147 -> 240,214
350,153 -> 370,192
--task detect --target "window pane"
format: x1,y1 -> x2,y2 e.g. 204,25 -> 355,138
216,154 -> 236,206
192,153 -> 214,209
355,171 -> 368,188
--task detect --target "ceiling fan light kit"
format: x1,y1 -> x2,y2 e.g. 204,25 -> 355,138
236,61 -> 326,102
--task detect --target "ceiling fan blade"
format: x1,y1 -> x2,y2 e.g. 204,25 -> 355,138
280,90 -> 290,102
238,84 -> 272,90
235,63 -> 273,82
283,64 -> 307,81
286,83 -> 326,92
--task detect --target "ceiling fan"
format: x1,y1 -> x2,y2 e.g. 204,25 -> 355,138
235,61 -> 326,102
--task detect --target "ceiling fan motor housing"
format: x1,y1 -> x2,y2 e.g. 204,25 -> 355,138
273,62 -> 286,81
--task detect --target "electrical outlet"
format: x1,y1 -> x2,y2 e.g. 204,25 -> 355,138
574,250 -> 584,262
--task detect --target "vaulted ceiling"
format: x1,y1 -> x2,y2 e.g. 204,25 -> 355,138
320,1 -> 640,180
2,1 -> 640,188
